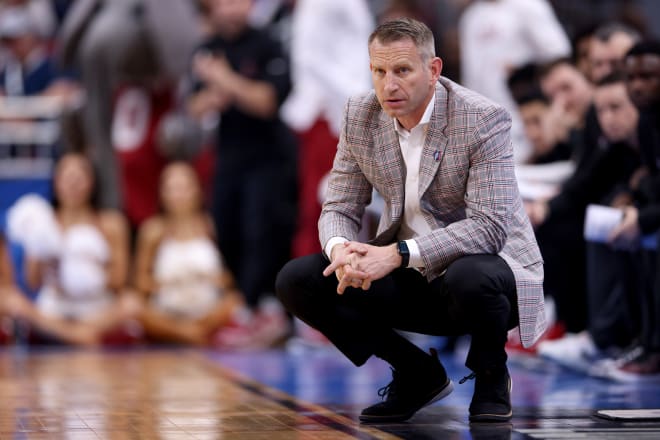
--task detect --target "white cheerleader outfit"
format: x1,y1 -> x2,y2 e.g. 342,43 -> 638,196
7,194 -> 114,321
152,237 -> 224,319
36,223 -> 114,321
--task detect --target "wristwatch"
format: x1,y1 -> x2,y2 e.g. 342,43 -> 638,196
397,240 -> 410,268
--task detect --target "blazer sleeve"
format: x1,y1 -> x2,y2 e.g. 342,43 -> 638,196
318,99 -> 373,254
416,106 -> 517,275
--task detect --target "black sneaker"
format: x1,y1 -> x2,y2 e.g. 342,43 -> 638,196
359,348 -> 453,423
464,366 -> 512,422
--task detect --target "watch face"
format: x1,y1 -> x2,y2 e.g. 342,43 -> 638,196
397,241 -> 409,268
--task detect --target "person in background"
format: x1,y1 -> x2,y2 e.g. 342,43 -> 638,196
4,153 -> 140,346
506,63 -> 572,166
588,22 -> 641,84
57,0 -> 201,213
282,0 -> 373,259
530,58 -> 601,336
277,18 -> 544,423
459,0 -> 570,163
0,0 -> 56,40
571,24 -> 597,81
0,5 -> 77,100
538,59 -> 598,168
134,161 -> 243,346
279,0 -> 373,346
533,71 -> 644,372
516,92 -> 572,165
187,0 -> 296,348
596,40 -> 660,380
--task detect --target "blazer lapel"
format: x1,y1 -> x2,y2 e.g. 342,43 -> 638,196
374,111 -> 405,206
419,82 -> 449,197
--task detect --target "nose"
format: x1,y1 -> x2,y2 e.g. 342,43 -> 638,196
383,73 -> 399,93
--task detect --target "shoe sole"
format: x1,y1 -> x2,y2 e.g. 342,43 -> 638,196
469,409 -> 513,423
359,379 -> 454,423
469,376 -> 513,423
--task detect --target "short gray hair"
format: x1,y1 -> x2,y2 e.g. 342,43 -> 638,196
368,18 -> 436,61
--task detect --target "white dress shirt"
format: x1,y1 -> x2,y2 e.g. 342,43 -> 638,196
325,93 -> 436,269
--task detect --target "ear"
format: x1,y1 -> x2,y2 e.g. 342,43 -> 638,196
430,57 -> 443,82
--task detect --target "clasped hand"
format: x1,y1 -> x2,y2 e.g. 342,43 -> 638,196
322,242 -> 401,294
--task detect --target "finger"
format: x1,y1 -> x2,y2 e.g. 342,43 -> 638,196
323,259 -> 343,277
335,267 -> 344,281
344,242 -> 369,255
336,273 -> 353,295
343,265 -> 369,280
361,278 -> 372,290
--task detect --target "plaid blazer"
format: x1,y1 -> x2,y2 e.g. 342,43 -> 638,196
319,77 -> 545,347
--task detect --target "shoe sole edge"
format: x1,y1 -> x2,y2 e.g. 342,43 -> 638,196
359,379 -> 453,423
469,410 -> 513,423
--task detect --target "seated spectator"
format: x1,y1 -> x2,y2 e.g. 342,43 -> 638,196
4,152 -> 140,346
507,64 -> 574,204
539,58 -> 601,169
588,22 -> 641,84
516,91 -> 573,166
134,161 -> 243,346
571,24 -> 597,81
594,40 -> 660,380
533,71 -> 645,372
0,5 -> 78,101
526,58 -> 602,336
0,1 -> 57,40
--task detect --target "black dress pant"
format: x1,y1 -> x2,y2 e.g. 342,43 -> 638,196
586,242 -> 642,349
212,158 -> 296,307
535,213 -> 587,333
276,253 -> 519,372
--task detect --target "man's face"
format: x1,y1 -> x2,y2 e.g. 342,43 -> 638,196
593,82 -> 639,143
369,37 -> 441,130
209,0 -> 252,37
575,35 -> 594,79
1,34 -> 36,61
541,63 -> 593,124
519,100 -> 553,156
589,32 -> 636,83
624,54 -> 660,111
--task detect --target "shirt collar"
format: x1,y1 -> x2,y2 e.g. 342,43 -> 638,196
394,91 -> 435,135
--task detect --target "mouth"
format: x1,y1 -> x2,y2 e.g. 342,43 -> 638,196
384,98 -> 405,107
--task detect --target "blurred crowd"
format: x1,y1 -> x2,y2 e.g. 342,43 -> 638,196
0,0 -> 659,383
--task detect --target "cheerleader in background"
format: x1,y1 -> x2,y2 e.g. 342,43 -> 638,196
5,153 -> 141,346
134,161 -> 243,346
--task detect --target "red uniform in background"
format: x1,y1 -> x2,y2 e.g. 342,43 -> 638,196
112,84 -> 171,227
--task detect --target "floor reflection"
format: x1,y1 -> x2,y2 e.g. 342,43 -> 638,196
1,346 -> 660,439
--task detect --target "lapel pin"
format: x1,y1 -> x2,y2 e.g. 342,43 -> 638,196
433,150 -> 441,161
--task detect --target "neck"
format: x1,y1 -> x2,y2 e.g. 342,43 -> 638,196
58,205 -> 93,223
167,210 -> 199,225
